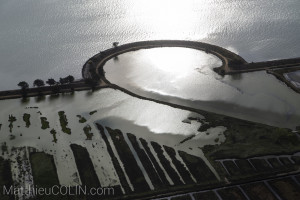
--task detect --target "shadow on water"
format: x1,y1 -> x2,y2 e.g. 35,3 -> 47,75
230,73 -> 243,80
60,92 -> 75,100
20,97 -> 30,105
85,90 -> 94,97
34,95 -> 46,103
49,94 -> 60,101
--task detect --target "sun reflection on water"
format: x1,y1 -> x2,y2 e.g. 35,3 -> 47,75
125,0 -> 213,39
105,47 -> 223,100
144,48 -> 204,75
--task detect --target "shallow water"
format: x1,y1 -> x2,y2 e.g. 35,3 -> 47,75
0,0 -> 300,90
285,70 -> 300,88
104,48 -> 300,128
0,89 -> 223,186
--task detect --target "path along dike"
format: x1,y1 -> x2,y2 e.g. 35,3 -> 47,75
83,40 -> 300,93
1,40 -> 300,101
82,40 -> 247,82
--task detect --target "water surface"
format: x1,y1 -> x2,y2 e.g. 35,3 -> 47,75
0,89 -> 223,186
1,0 -> 300,90
284,70 -> 300,88
104,48 -> 300,128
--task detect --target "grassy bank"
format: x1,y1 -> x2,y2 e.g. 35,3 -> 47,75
201,116 -> 300,160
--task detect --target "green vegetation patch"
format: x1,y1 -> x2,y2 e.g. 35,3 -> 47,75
89,110 -> 97,115
76,115 -> 87,123
202,117 -> 300,160
23,113 -> 31,128
8,114 -> 16,133
58,111 -> 71,134
83,125 -> 93,140
40,117 -> 50,130
50,129 -> 57,143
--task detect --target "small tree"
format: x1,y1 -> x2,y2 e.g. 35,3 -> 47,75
67,75 -> 75,83
59,77 -> 68,85
18,81 -> 29,99
113,42 -> 119,48
52,85 -> 60,94
33,79 -> 45,87
46,78 -> 57,86
33,79 -> 45,96
18,81 -> 29,90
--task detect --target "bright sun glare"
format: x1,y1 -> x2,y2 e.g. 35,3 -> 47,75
145,48 -> 197,74
128,0 -> 204,38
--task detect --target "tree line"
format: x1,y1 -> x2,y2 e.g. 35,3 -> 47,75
18,75 -> 75,89
17,75 -> 75,98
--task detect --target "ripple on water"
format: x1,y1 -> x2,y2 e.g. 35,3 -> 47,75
104,48 -> 300,128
